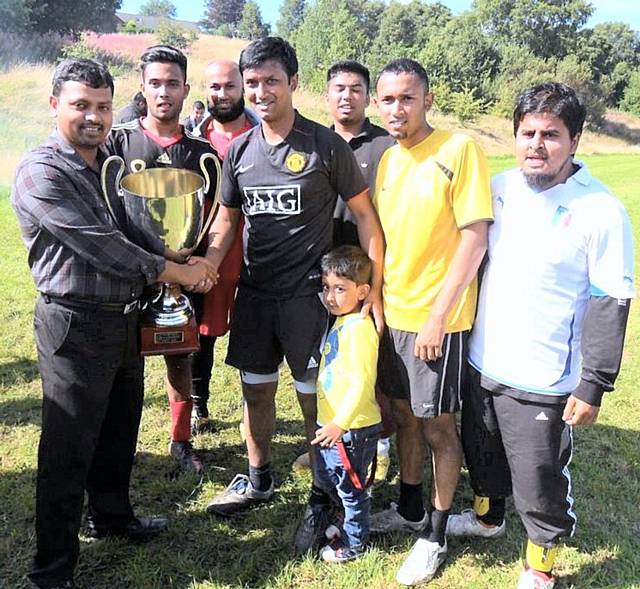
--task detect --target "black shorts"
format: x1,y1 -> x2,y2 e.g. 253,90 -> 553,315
225,286 -> 328,382
377,326 -> 468,419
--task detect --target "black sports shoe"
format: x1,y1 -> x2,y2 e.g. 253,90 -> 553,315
168,440 -> 204,475
87,515 -> 168,543
293,503 -> 333,555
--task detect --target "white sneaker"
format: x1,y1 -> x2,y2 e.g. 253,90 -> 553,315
370,502 -> 428,534
396,538 -> 447,586
516,567 -> 556,589
446,509 -> 506,538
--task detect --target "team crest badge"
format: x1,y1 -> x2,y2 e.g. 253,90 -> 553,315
285,152 -> 305,173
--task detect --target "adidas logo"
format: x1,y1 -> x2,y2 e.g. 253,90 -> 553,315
535,411 -> 549,421
307,357 -> 319,369
156,152 -> 172,165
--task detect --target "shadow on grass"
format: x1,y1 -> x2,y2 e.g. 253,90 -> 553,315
0,356 -> 40,388
598,119 -> 640,145
0,392 -> 41,427
2,422 -> 637,588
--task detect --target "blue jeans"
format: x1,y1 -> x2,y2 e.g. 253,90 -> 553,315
313,422 -> 382,548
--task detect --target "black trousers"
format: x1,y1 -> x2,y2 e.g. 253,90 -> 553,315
29,297 -> 144,587
461,368 -> 576,547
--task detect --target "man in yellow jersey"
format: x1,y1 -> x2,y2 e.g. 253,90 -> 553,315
371,58 -> 493,586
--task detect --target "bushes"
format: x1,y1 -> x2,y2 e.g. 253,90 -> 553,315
619,71 -> 640,117
60,34 -> 135,77
156,20 -> 198,50
0,32 -> 70,69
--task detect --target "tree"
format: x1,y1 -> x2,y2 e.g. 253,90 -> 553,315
367,1 -> 452,77
202,0 -> 246,32
472,0 -> 592,59
237,1 -> 269,40
156,19 -> 197,50
140,0 -> 176,18
25,0 -> 122,34
620,71 -> 640,116
294,0 -> 367,92
276,0 -> 306,38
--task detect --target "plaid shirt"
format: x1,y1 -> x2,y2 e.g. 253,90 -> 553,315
11,131 -> 165,303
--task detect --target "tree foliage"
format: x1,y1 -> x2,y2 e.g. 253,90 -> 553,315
156,19 -> 198,49
202,0 -> 246,32
293,0 -> 367,92
140,0 -> 176,18
237,1 -> 269,40
276,0 -> 306,38
473,0 -> 592,59
278,0 -> 640,118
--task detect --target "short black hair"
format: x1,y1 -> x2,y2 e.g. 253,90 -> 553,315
376,58 -> 429,92
140,45 -> 187,80
321,245 -> 372,286
52,58 -> 114,97
193,100 -> 205,109
327,60 -> 371,93
239,36 -> 298,80
513,82 -> 586,139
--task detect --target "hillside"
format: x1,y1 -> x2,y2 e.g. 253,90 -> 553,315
0,33 -> 639,185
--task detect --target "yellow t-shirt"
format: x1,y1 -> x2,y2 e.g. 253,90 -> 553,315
374,129 -> 493,333
317,313 -> 381,431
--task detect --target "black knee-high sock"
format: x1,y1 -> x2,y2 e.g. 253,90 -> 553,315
425,507 -> 449,545
398,481 -> 425,522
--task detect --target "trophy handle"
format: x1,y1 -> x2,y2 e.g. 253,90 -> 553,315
194,152 -> 222,250
100,155 -> 126,227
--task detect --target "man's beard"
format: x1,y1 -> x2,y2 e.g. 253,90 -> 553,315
523,172 -> 557,192
208,96 -> 245,123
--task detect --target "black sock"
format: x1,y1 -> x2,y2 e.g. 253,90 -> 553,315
425,507 -> 449,545
309,484 -> 331,506
398,481 -> 425,522
477,497 -> 506,526
249,463 -> 272,492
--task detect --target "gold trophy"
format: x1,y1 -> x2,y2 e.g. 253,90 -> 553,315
101,154 -> 221,355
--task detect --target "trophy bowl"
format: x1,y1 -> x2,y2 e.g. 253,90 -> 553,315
101,154 -> 221,353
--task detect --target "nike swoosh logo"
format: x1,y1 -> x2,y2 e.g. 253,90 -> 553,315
238,164 -> 254,173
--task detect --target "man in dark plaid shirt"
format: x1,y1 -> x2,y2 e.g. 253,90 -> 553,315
11,59 -> 216,589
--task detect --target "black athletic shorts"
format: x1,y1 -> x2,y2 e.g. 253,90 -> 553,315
377,326 -> 468,419
225,286 -> 328,382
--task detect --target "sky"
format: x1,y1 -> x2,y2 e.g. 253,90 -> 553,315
119,0 -> 640,31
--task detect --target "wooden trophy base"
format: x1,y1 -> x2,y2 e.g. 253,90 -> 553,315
140,315 -> 200,356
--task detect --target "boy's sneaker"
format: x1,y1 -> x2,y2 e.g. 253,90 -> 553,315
320,539 -> 365,563
294,503 -> 332,554
396,538 -> 447,586
446,509 -> 506,538
191,414 -> 216,435
292,451 -> 311,472
206,473 -> 275,516
516,567 -> 556,589
370,502 -> 428,534
168,441 -> 204,475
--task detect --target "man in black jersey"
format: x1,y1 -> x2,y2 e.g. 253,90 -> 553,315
107,45 -> 221,476
205,38 -> 384,526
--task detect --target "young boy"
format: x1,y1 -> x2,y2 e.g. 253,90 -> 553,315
296,245 -> 382,563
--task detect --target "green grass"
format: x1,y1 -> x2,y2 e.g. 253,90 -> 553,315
1,153 -> 639,589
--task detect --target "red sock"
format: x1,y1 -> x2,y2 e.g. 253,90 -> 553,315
170,399 -> 192,442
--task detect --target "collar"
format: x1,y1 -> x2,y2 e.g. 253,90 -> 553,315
570,160 -> 592,186
45,130 -> 93,171
330,117 -> 373,141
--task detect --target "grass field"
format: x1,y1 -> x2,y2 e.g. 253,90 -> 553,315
0,151 -> 638,589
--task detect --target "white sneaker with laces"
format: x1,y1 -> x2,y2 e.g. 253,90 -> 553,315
396,538 -> 447,586
445,509 -> 506,538
516,567 -> 556,589
370,502 -> 428,534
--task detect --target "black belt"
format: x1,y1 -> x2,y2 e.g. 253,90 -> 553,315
41,293 -> 140,315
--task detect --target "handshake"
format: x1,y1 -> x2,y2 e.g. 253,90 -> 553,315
159,253 -> 219,293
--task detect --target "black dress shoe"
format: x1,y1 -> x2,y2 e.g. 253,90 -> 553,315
87,515 -> 169,543
31,580 -> 76,589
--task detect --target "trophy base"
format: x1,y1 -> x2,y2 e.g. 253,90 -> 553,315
140,315 -> 200,356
